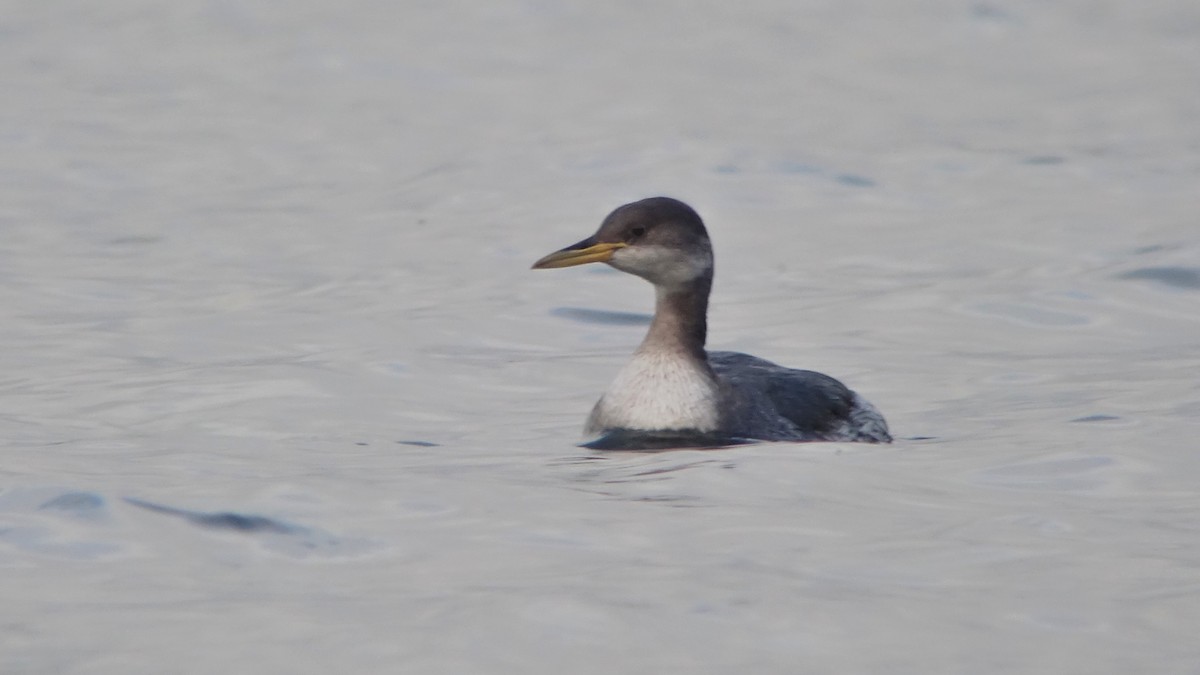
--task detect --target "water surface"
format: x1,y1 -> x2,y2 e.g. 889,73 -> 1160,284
2,2 -> 1199,673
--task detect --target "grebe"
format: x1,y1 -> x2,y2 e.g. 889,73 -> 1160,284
533,197 -> 891,447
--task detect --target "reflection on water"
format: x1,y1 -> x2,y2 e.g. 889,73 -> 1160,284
549,306 -> 652,326
1070,414 -> 1121,423
1117,266 -> 1200,290
124,497 -> 306,535
38,491 -> 106,518
581,429 -> 756,452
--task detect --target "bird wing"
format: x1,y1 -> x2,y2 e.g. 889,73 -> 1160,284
708,351 -> 856,437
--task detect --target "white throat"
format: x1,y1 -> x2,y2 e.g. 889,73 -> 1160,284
610,244 -> 713,289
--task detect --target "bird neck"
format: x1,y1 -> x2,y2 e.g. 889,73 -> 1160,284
639,276 -> 711,362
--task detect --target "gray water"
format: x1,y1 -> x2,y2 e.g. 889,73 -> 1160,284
3,2 -> 1200,673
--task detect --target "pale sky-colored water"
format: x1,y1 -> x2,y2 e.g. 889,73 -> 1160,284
3,1 -> 1199,673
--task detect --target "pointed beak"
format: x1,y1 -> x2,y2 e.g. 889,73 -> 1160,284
531,238 -> 628,269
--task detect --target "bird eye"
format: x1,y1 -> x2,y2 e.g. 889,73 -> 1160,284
628,226 -> 646,240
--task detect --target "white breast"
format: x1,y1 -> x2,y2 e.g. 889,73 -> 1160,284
586,350 -> 721,434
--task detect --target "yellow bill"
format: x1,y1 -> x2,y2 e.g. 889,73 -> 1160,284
532,241 -> 627,269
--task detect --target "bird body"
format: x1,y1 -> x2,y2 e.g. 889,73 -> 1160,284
533,197 -> 890,446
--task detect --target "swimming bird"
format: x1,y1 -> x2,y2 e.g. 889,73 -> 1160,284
532,197 -> 891,446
